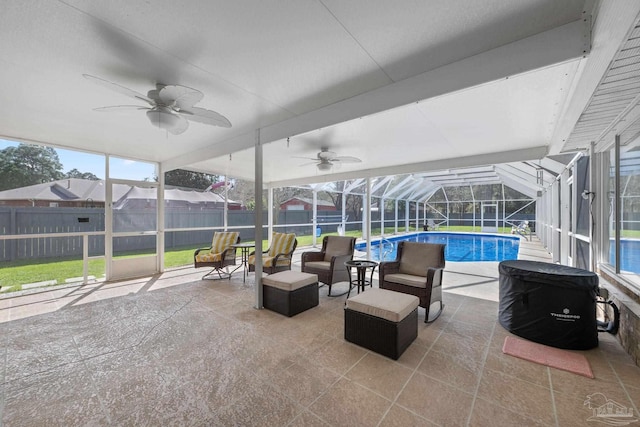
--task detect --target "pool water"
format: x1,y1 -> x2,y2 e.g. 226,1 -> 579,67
355,232 -> 521,262
610,239 -> 640,274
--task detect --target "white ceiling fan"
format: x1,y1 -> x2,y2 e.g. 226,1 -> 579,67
83,74 -> 231,135
295,148 -> 362,172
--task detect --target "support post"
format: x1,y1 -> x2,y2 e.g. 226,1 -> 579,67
254,129 -> 264,309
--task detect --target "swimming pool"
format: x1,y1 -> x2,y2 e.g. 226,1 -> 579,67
355,232 -> 521,262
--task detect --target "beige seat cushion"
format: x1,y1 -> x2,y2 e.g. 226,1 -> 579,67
383,273 -> 427,289
262,271 -> 318,291
346,288 -> 419,323
303,261 -> 331,271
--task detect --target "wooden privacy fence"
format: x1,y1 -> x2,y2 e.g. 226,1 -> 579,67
0,207 -> 367,262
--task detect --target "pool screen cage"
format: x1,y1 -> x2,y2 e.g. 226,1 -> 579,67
423,183 -> 535,233
284,176 -> 536,236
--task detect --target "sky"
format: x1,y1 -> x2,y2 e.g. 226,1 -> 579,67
0,138 -> 156,181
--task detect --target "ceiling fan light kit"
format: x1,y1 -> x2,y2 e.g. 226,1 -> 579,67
84,74 -> 231,135
146,107 -> 186,133
317,161 -> 333,171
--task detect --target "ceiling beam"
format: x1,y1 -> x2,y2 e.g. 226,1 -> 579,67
164,20 -> 587,172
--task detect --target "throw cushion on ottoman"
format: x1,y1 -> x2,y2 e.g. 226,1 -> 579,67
344,288 -> 419,360
262,271 -> 319,317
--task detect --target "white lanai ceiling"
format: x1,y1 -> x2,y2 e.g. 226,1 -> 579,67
1,1 -> 640,192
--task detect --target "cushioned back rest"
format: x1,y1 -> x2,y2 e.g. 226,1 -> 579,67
210,232 -> 239,254
268,232 -> 296,257
399,242 -> 444,277
323,236 -> 354,262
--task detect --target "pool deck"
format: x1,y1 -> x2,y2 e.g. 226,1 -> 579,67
3,236 -> 640,426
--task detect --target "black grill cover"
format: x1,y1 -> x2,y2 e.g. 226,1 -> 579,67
498,260 -> 598,350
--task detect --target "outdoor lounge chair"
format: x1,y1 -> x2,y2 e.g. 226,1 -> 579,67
511,220 -> 531,240
301,235 -> 356,296
194,231 -> 240,279
423,219 -> 439,231
248,232 -> 297,274
379,241 -> 445,323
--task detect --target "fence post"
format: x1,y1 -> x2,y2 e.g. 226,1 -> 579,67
10,208 -> 17,261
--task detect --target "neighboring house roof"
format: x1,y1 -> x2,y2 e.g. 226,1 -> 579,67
280,197 -> 335,208
0,178 -> 240,206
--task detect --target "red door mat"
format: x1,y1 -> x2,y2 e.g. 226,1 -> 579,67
502,336 -> 594,378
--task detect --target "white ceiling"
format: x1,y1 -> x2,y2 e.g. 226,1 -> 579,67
1,1 -> 639,190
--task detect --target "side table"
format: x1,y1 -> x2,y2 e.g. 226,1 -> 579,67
345,260 -> 378,299
231,243 -> 255,283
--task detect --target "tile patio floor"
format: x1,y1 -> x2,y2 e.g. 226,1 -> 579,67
1,237 -> 639,426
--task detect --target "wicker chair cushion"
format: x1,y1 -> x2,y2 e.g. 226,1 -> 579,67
323,237 -> 354,262
262,271 -> 318,291
303,261 -> 331,271
247,254 -> 291,267
268,232 -> 296,257
346,288 -> 419,323
195,231 -> 238,263
211,232 -> 239,254
383,273 -> 427,288
399,242 -> 444,277
195,252 -> 224,263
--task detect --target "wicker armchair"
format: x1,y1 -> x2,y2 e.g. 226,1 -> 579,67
379,241 -> 445,323
194,231 -> 240,279
248,232 -> 298,274
301,235 -> 356,296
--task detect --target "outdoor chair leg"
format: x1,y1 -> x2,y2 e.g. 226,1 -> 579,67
425,302 -> 444,323
202,267 -> 232,280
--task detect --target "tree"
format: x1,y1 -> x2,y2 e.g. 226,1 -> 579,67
161,169 -> 221,189
0,144 -> 64,191
64,168 -> 100,180
325,181 -> 364,221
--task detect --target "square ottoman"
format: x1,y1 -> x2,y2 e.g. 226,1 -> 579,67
262,271 -> 319,317
344,288 -> 419,360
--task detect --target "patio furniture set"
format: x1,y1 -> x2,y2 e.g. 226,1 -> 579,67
193,232 -> 446,360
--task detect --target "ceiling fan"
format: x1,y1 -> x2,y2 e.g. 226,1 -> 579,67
83,74 -> 231,135
295,148 -> 362,172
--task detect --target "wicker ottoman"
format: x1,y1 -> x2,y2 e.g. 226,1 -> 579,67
262,271 -> 319,317
344,288 -> 419,360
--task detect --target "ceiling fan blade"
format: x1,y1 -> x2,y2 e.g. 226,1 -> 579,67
83,74 -> 153,105
158,85 -> 203,109
179,106 -> 232,128
333,156 -> 362,163
297,161 -> 319,167
291,156 -> 318,161
94,105 -> 150,112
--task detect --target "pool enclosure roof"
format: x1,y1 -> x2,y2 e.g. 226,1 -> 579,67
1,1 -> 640,201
